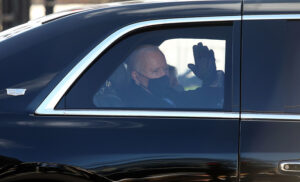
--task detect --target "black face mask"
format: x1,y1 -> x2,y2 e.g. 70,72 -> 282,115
148,75 -> 172,97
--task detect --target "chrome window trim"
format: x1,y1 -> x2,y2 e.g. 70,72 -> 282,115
35,15 -> 240,117
243,14 -> 300,21
58,110 -> 240,118
241,113 -> 300,121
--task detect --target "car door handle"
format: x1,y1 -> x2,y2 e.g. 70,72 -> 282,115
280,161 -> 300,172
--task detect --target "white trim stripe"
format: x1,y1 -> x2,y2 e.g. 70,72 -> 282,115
241,113 -> 300,121
243,14 -> 300,21
50,110 -> 240,118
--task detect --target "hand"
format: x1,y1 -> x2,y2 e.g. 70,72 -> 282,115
188,42 -> 217,86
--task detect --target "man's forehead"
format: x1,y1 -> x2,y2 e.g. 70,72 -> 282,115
144,52 -> 166,65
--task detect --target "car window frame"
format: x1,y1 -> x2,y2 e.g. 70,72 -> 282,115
35,16 -> 241,118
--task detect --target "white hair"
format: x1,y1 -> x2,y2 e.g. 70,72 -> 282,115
127,45 -> 162,73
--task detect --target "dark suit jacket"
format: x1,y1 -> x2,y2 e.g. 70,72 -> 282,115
123,80 -> 223,109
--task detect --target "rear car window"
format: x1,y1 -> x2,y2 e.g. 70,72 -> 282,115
242,20 -> 300,113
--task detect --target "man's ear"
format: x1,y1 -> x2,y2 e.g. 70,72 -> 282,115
131,71 -> 140,84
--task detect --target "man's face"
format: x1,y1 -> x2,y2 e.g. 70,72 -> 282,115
133,50 -> 168,88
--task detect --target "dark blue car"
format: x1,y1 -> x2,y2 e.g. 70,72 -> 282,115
1,0 -> 300,181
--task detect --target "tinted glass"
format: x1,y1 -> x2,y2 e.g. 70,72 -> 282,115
66,24 -> 233,111
0,11 -> 121,112
242,20 -> 300,113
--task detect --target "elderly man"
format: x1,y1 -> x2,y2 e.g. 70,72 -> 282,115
124,43 -> 223,108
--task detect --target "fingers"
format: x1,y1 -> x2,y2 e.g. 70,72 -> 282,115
194,42 -> 212,59
193,42 -> 216,69
193,43 -> 206,66
193,45 -> 200,63
197,43 -> 216,66
190,42 -> 218,84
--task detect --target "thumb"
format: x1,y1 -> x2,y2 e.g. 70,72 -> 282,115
188,64 -> 196,73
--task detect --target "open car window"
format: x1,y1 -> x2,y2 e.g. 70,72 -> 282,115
65,24 -> 233,111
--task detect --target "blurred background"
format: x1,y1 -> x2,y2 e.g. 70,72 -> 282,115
0,0 -> 126,31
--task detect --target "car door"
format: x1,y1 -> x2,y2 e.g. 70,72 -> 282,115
240,14 -> 300,181
42,19 -> 241,181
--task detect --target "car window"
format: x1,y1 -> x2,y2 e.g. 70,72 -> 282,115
65,24 -> 233,111
242,20 -> 300,113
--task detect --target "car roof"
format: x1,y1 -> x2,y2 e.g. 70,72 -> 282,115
72,0 -> 300,17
